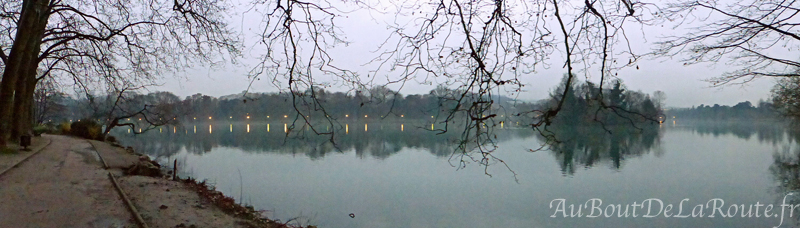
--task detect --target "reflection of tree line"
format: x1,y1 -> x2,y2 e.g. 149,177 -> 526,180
682,121 -> 800,225
674,121 -> 789,145
538,124 -> 662,175
543,121 -> 799,177
117,120 -> 668,176
118,120 -> 800,180
768,126 -> 800,224
113,121 -> 537,160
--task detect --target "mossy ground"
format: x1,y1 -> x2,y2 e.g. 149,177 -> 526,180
0,146 -> 17,155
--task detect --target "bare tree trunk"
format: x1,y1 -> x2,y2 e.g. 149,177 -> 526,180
10,73 -> 27,140
101,119 -> 120,141
11,75 -> 37,139
11,70 -> 31,139
28,79 -> 36,129
0,0 -> 50,146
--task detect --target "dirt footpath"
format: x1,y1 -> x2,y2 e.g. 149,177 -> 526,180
0,135 -> 276,228
86,139 -> 266,228
0,135 -> 133,228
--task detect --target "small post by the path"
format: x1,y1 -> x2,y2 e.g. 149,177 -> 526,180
20,135 -> 31,151
172,159 -> 177,181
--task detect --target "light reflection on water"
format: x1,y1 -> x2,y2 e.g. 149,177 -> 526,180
115,121 -> 800,228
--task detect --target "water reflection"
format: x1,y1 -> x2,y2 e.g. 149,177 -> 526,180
667,120 -> 800,225
115,120 -> 794,178
769,128 -> 800,225
114,122 -> 536,160
673,121 -> 788,144
111,120 -> 800,228
114,120 -> 671,178
538,124 -> 663,175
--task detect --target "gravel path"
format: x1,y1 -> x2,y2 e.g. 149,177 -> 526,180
0,134 -> 134,228
0,134 -> 267,228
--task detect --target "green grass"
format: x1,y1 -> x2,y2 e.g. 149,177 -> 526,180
0,146 -> 17,155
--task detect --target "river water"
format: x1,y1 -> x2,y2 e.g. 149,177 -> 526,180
115,121 -> 800,228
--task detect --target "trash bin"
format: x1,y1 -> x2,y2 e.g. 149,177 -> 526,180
20,135 -> 31,150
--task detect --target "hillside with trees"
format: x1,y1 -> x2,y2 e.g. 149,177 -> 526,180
666,101 -> 777,120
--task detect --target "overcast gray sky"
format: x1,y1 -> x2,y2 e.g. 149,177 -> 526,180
152,1 -> 777,108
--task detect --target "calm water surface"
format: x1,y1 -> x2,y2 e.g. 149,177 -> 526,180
117,121 -> 800,228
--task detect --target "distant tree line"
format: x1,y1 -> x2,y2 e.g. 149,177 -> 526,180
666,101 -> 777,120
40,75 -> 675,133
40,86 -> 537,127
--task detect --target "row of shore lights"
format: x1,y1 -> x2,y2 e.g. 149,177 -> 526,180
69,114 -> 484,122
61,114 -> 436,122
184,114 -> 435,120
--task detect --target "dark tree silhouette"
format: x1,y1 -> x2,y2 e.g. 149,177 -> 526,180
772,76 -> 800,119
657,0 -> 800,85
244,0 -> 662,177
84,87 -> 181,140
0,0 -> 238,147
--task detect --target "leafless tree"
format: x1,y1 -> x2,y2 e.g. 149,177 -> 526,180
33,76 -> 65,124
656,0 -> 800,85
245,0 -> 363,142
372,0 -> 663,178
83,85 -> 181,140
652,90 -> 666,109
772,76 -> 800,119
0,0 -> 239,147
246,0 -> 662,178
